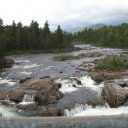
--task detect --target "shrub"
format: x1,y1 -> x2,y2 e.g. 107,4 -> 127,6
53,55 -> 79,61
95,57 -> 128,71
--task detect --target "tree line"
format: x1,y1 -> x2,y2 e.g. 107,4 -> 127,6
0,17 -> 128,59
0,18 -> 73,58
73,23 -> 128,49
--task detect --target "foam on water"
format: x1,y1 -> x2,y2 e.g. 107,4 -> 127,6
23,64 -> 39,69
20,71 -> 32,75
13,64 -> 39,69
79,76 -> 104,91
56,79 -> 78,93
0,78 -> 16,86
65,103 -> 128,117
56,76 -> 104,93
15,59 -> 29,63
0,104 -> 20,117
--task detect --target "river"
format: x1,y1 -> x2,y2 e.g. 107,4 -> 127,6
0,45 -> 128,119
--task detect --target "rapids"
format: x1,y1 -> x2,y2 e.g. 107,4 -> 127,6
0,45 -> 127,119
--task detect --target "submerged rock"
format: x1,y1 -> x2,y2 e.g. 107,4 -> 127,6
102,82 -> 128,107
39,106 -> 63,117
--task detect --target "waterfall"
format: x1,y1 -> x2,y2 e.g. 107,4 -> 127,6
64,103 -> 88,116
22,94 -> 35,103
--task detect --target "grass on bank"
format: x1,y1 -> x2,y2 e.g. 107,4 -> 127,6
95,57 -> 128,71
53,55 -> 79,61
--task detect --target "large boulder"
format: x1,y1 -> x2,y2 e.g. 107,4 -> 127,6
102,83 -> 128,107
21,78 -> 54,90
90,71 -> 128,83
21,78 -> 62,105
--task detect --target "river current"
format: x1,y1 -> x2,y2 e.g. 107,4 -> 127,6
0,45 -> 128,118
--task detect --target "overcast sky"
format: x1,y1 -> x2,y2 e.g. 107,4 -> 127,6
0,0 -> 128,31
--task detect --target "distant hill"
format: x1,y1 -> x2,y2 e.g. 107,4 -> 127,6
73,23 -> 106,33
87,23 -> 105,29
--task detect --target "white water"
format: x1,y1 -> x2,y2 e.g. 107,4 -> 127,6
57,79 -> 78,93
57,76 -> 104,93
64,103 -> 128,117
20,71 -> 32,75
0,104 -> 20,117
14,59 -> 29,63
0,77 -> 16,86
13,63 -> 39,69
20,94 -> 35,105
58,76 -> 128,117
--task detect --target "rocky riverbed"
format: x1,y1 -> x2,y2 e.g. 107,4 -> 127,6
0,45 -> 128,117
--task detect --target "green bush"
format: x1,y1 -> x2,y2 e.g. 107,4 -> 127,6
95,57 -> 128,71
53,55 -> 79,61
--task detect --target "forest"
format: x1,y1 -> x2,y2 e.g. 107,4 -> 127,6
0,17 -> 128,59
73,23 -> 128,49
0,18 -> 72,58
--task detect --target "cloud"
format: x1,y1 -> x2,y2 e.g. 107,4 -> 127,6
0,0 -> 128,31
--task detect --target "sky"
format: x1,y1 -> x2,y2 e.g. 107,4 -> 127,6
0,0 -> 128,31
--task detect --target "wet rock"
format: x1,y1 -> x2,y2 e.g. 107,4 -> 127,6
78,62 -> 95,71
0,91 -> 6,100
59,71 -> 63,74
39,106 -> 63,117
21,78 -> 54,90
102,82 -> 128,107
9,90 -> 25,102
0,58 -> 14,69
16,102 -> 37,110
76,80 -> 82,85
90,71 -> 128,83
72,78 -> 82,85
40,76 -> 50,79
113,80 -> 128,88
19,77 -> 33,84
72,84 -> 77,88
54,83 -> 62,88
21,78 -> 62,105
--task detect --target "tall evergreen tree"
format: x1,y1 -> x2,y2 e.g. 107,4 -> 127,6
55,25 -> 63,48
